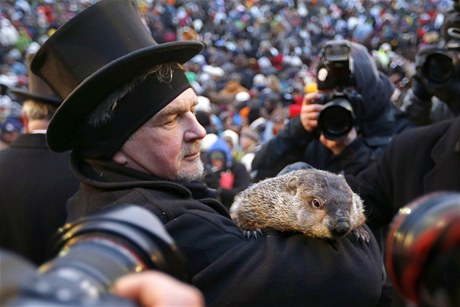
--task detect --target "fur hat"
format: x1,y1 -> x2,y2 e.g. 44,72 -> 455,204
31,0 -> 203,157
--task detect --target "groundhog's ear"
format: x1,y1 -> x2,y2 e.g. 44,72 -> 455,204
287,176 -> 298,195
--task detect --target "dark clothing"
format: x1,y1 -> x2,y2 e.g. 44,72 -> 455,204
346,114 -> 460,307
203,138 -> 251,209
66,155 -> 383,307
0,134 -> 79,265
252,41 -> 415,182
347,116 -> 460,231
203,161 -> 251,209
252,115 -> 403,181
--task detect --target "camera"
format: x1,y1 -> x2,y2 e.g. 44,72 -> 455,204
315,91 -> 357,140
2,205 -> 189,306
318,40 -> 354,88
385,192 -> 460,307
417,44 -> 460,85
315,41 -> 359,139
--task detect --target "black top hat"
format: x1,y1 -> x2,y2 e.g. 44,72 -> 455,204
10,54 -> 61,107
31,0 -> 203,152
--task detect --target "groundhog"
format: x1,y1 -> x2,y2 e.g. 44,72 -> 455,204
230,168 -> 370,242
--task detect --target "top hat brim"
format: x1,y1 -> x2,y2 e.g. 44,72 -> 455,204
46,41 -> 203,152
10,89 -> 61,107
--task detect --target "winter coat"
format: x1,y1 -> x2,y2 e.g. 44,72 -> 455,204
252,42 -> 415,181
347,116 -> 460,232
0,134 -> 79,265
203,138 -> 251,209
65,154 -> 383,307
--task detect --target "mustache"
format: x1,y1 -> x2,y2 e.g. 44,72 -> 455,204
183,141 -> 202,156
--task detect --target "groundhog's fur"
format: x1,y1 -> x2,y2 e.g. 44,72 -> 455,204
230,169 -> 369,242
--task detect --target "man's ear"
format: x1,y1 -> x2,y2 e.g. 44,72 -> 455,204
112,151 -> 128,165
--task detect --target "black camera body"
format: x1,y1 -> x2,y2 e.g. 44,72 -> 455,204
417,1 -> 460,88
315,40 -> 359,139
3,205 -> 189,307
417,42 -> 460,86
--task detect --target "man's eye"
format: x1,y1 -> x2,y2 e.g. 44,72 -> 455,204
164,117 -> 177,125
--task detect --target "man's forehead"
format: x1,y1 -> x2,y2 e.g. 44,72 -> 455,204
155,90 -> 198,116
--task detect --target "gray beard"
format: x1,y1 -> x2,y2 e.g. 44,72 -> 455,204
177,159 -> 205,183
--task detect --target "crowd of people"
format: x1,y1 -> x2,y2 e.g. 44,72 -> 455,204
0,0 -> 459,307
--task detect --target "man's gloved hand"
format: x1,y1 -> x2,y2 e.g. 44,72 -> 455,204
411,76 -> 433,101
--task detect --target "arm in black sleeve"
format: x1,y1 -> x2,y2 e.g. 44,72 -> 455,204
345,145 -> 396,231
339,136 -> 390,176
251,116 -> 315,181
400,83 -> 433,126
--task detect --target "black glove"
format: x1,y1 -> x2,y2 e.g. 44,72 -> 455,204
411,76 -> 433,101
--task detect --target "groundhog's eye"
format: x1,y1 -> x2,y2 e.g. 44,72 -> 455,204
310,198 -> 323,209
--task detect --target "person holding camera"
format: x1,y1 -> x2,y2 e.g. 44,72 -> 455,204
252,40 -> 414,182
29,1 -> 383,306
325,7 -> 459,305
401,2 -> 460,125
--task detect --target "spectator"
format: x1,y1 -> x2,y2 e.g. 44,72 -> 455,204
0,115 -> 22,150
0,54 -> 79,265
30,1 -> 383,306
239,127 -> 261,174
203,138 -> 251,209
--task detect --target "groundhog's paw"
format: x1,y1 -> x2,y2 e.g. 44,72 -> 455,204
242,229 -> 263,239
352,226 -> 370,244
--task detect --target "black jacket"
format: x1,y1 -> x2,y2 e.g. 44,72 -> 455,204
66,154 -> 383,307
348,116 -> 460,231
0,134 -> 79,265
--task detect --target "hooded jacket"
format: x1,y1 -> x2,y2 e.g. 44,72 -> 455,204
252,41 -> 414,181
203,138 -> 251,209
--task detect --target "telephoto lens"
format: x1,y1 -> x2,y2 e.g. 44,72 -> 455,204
4,205 -> 190,307
385,192 -> 460,307
317,92 -> 356,140
421,51 -> 458,83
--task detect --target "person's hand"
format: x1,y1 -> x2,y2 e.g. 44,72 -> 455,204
319,128 -> 358,156
114,271 -> 205,307
300,93 -> 325,132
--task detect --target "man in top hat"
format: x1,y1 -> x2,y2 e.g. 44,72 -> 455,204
0,54 -> 79,265
30,1 -> 383,306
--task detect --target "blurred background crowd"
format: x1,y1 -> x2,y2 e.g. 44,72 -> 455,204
0,0 -> 455,199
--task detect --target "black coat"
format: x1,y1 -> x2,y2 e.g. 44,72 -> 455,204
66,155 -> 383,307
348,116 -> 460,230
252,115 -> 405,181
0,134 -> 79,265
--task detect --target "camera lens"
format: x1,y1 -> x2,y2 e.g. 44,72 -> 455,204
318,98 -> 355,139
3,205 -> 189,307
422,53 -> 454,83
385,192 -> 460,304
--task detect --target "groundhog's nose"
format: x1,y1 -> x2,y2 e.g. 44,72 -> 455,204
333,219 -> 351,237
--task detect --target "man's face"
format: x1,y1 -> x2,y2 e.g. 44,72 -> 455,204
113,88 -> 207,182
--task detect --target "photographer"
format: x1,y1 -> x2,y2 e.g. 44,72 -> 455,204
401,1 -> 460,125
252,40 -> 414,181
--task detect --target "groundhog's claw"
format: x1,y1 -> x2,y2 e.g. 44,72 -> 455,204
243,229 -> 263,239
352,227 -> 370,244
